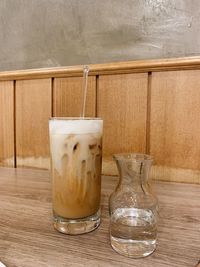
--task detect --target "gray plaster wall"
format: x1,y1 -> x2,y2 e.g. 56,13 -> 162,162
0,0 -> 199,71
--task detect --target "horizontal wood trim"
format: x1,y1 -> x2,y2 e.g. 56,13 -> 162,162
1,56 -> 200,80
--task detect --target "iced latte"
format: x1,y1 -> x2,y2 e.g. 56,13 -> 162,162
49,118 -> 103,234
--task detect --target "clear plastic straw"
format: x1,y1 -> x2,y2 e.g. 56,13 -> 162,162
80,65 -> 89,118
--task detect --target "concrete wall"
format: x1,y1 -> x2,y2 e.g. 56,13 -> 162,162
0,0 -> 199,71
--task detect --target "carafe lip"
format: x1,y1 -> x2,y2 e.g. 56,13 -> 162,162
113,153 -> 153,162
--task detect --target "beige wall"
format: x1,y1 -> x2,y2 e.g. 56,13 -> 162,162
0,0 -> 200,71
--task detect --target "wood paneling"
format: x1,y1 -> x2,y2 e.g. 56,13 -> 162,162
150,70 -> 200,183
16,79 -> 51,169
53,77 -> 96,117
98,73 -> 148,174
0,81 -> 14,166
1,59 -> 200,183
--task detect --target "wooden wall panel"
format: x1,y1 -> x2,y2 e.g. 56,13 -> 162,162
150,70 -> 200,183
98,73 -> 148,175
0,81 -> 14,166
16,79 -> 51,169
53,77 -> 96,117
0,59 -> 200,184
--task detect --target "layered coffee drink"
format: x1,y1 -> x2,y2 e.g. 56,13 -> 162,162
49,118 -> 103,234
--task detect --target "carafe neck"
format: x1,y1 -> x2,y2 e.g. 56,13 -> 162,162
114,154 -> 153,192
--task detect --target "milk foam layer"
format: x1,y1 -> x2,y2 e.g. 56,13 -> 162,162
49,119 -> 103,135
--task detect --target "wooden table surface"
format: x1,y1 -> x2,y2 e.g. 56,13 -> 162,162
0,167 -> 199,267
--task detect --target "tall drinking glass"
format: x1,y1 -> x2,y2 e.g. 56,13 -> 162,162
49,118 -> 103,235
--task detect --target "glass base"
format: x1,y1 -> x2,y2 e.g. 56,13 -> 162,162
110,236 -> 156,258
53,209 -> 100,235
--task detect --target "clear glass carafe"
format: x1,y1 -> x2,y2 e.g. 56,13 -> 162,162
109,153 -> 158,258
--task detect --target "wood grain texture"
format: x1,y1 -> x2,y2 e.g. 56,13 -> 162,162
98,73 -> 148,174
1,56 -> 200,80
53,76 -> 96,117
16,79 -> 51,169
0,81 -> 14,167
101,160 -> 200,184
150,70 -> 200,183
0,167 -> 199,267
